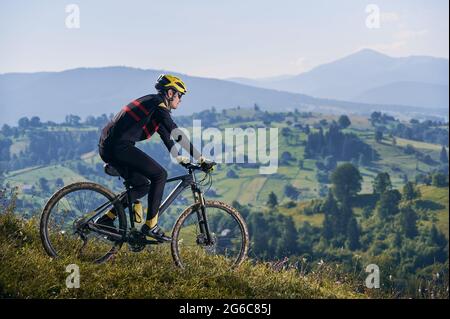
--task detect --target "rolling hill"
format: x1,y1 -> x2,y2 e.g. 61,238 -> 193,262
353,81 -> 449,109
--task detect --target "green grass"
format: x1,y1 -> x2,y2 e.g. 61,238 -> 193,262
417,186 -> 449,238
276,184 -> 449,240
257,177 -> 287,203
5,165 -> 44,178
236,177 -> 267,204
3,165 -> 90,216
278,203 -> 325,228
364,136 -> 439,189
0,212 -> 365,299
215,177 -> 244,204
395,137 -> 448,152
9,138 -> 28,156
44,125 -> 98,132
6,164 -> 87,187
292,168 -> 320,197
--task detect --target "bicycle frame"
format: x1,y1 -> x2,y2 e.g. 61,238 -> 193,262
85,167 -> 213,244
123,172 -> 195,229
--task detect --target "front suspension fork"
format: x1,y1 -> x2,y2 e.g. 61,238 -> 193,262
193,190 -> 213,245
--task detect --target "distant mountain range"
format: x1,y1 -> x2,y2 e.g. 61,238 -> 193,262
0,67 -> 312,125
229,49 -> 449,110
0,49 -> 448,126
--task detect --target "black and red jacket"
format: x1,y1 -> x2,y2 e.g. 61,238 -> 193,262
99,94 -> 201,159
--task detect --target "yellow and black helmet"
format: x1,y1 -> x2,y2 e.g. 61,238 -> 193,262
155,74 -> 187,94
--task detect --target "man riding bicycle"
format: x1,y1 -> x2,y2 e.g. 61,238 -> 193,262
97,74 -> 210,242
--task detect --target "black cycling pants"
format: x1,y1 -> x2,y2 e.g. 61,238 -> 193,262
99,142 -> 167,220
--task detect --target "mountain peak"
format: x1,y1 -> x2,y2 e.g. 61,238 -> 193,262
348,48 -> 391,60
355,48 -> 385,55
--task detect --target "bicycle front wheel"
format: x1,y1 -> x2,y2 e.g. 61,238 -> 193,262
171,200 -> 249,270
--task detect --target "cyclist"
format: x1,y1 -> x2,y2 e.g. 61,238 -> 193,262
97,74 -> 208,242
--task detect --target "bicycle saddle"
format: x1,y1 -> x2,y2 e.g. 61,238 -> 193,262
103,163 -> 121,177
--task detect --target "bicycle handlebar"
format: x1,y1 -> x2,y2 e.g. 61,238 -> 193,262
180,160 -> 217,172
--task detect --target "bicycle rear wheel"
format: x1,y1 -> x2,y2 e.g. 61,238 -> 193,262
171,200 -> 249,270
40,182 -> 127,264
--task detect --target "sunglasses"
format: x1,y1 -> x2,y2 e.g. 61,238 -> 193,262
176,92 -> 183,99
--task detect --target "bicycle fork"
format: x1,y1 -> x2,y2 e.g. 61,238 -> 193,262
192,187 -> 214,245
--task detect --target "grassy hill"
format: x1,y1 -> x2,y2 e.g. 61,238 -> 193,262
276,185 -> 449,236
0,212 -> 367,299
417,185 -> 449,238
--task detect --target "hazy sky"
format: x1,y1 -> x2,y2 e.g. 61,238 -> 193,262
0,0 -> 448,78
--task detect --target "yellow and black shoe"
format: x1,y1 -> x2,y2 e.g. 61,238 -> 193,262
141,224 -> 171,242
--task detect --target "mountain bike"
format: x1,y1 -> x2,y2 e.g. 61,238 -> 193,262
39,161 -> 249,269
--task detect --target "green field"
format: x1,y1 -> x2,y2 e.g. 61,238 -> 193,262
418,185 -> 449,238
6,164 -> 87,187
395,137 -> 449,152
